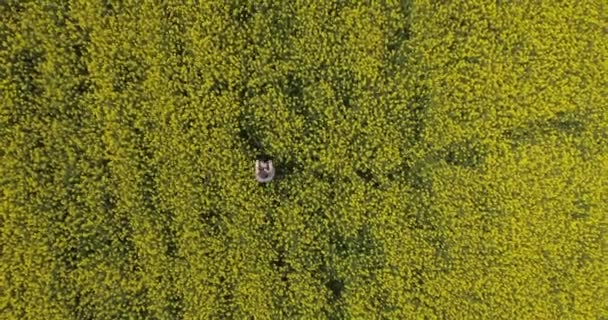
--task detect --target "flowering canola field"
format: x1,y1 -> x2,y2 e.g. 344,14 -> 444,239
1,1 -> 607,319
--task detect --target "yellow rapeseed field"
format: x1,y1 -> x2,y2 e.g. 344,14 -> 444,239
1,0 -> 606,319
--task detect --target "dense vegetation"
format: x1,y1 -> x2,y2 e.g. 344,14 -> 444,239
1,0 -> 607,319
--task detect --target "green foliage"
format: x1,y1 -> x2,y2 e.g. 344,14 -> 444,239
1,0 -> 607,319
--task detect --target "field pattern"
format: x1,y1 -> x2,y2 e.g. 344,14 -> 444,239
1,0 -> 607,319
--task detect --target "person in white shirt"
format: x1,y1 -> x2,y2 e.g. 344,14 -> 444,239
255,159 -> 275,183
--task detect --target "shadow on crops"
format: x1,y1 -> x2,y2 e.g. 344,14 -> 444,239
271,246 -> 294,285
384,0 -> 413,75
331,225 -> 376,258
236,112 -> 266,154
199,209 -> 223,237
271,157 -> 305,187
407,92 -> 431,145
354,167 -> 382,189
0,1 -> 26,14
549,111 -> 586,135
284,72 -> 304,102
354,168 -> 374,183
164,278 -> 185,319
282,71 -> 319,134
387,25 -> 411,52
378,88 -> 432,190
311,170 -> 339,187
441,139 -> 487,169
327,278 -> 344,301
502,110 -> 606,160
571,198 -> 591,220
319,263 -> 345,320
112,55 -> 148,93
209,77 -> 229,96
101,0 -> 119,16
161,212 -> 180,259
503,110 -> 587,145
228,1 -> 255,26
402,158 -> 434,195
71,291 -> 97,319
210,275 -> 236,318
318,260 -> 345,301
133,126 -> 182,261
9,48 -> 45,102
331,69 -> 356,113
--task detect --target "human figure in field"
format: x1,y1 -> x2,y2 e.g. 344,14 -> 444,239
255,160 -> 275,183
